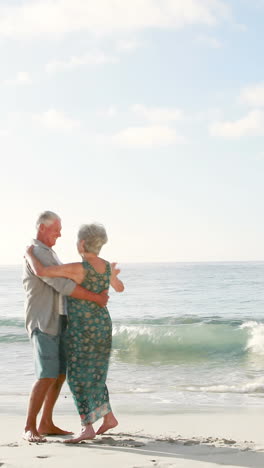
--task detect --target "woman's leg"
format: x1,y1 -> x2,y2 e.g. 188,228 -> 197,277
96,411 -> 118,435
64,423 -> 96,444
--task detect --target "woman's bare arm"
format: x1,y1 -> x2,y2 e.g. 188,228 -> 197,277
25,246 -> 85,284
110,263 -> 125,292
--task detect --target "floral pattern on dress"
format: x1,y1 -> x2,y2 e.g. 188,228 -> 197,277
66,260 -> 112,424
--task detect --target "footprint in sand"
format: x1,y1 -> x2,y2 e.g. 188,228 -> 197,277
222,439 -> 236,445
94,437 -> 145,448
133,464 -> 177,468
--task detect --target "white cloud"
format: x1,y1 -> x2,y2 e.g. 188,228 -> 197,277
240,82 -> 264,107
33,109 -> 80,131
0,0 -> 230,39
195,108 -> 222,122
131,104 -> 184,123
0,129 -> 8,137
112,125 -> 185,147
210,110 -> 264,138
3,71 -> 32,85
116,39 -> 142,52
196,34 -> 223,48
233,23 -> 248,32
97,107 -> 118,118
46,51 -> 119,73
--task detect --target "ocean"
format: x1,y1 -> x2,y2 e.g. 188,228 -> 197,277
1,262 -> 264,416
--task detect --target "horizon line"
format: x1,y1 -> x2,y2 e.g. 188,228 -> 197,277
2,260 -> 264,267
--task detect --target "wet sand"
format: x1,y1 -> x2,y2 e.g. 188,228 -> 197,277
1,410 -> 264,468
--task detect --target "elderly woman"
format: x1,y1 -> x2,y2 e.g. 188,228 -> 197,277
26,223 -> 124,443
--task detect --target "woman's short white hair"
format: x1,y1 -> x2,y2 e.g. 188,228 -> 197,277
78,223 -> 108,255
36,211 -> 60,230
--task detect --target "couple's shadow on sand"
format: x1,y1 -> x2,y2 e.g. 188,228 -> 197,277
42,431 -> 264,468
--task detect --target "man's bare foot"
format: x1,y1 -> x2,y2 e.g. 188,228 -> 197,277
38,423 -> 73,436
23,430 -> 47,443
96,413 -> 118,435
64,424 -> 96,444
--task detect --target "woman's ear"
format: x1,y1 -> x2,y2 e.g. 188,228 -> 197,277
80,239 -> 85,253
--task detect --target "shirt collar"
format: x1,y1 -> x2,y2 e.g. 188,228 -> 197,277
32,238 -> 53,252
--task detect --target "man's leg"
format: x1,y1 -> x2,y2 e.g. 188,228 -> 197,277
38,373 -> 72,435
38,319 -> 72,435
23,377 -> 56,442
26,327 -> 72,439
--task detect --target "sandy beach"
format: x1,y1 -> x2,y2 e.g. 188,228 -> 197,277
3,263 -> 264,468
2,408 -> 264,468
1,0 -> 264,465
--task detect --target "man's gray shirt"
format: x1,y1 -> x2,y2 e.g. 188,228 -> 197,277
23,239 -> 76,337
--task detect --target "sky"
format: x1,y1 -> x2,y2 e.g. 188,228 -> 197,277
1,0 -> 264,264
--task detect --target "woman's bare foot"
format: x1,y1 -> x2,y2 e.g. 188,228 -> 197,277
64,424 -> 96,444
23,429 -> 47,443
38,423 -> 73,436
96,412 -> 118,435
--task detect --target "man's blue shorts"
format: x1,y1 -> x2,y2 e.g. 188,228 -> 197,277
31,320 -> 67,379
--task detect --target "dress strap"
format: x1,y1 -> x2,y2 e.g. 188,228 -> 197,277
82,259 -> 111,275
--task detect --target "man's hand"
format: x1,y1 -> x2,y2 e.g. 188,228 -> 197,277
71,287 -> 109,305
93,289 -> 109,307
26,245 -> 34,257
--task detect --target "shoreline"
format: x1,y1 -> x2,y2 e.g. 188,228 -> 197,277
2,408 -> 264,467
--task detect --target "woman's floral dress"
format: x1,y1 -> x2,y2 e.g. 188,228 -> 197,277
66,260 -> 112,424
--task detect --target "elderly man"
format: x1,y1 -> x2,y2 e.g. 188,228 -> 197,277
23,211 -> 108,442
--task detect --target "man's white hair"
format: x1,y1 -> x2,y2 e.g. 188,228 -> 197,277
36,211 -> 61,230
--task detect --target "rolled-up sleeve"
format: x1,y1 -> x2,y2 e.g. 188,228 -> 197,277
33,246 -> 76,296
41,276 -> 76,295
